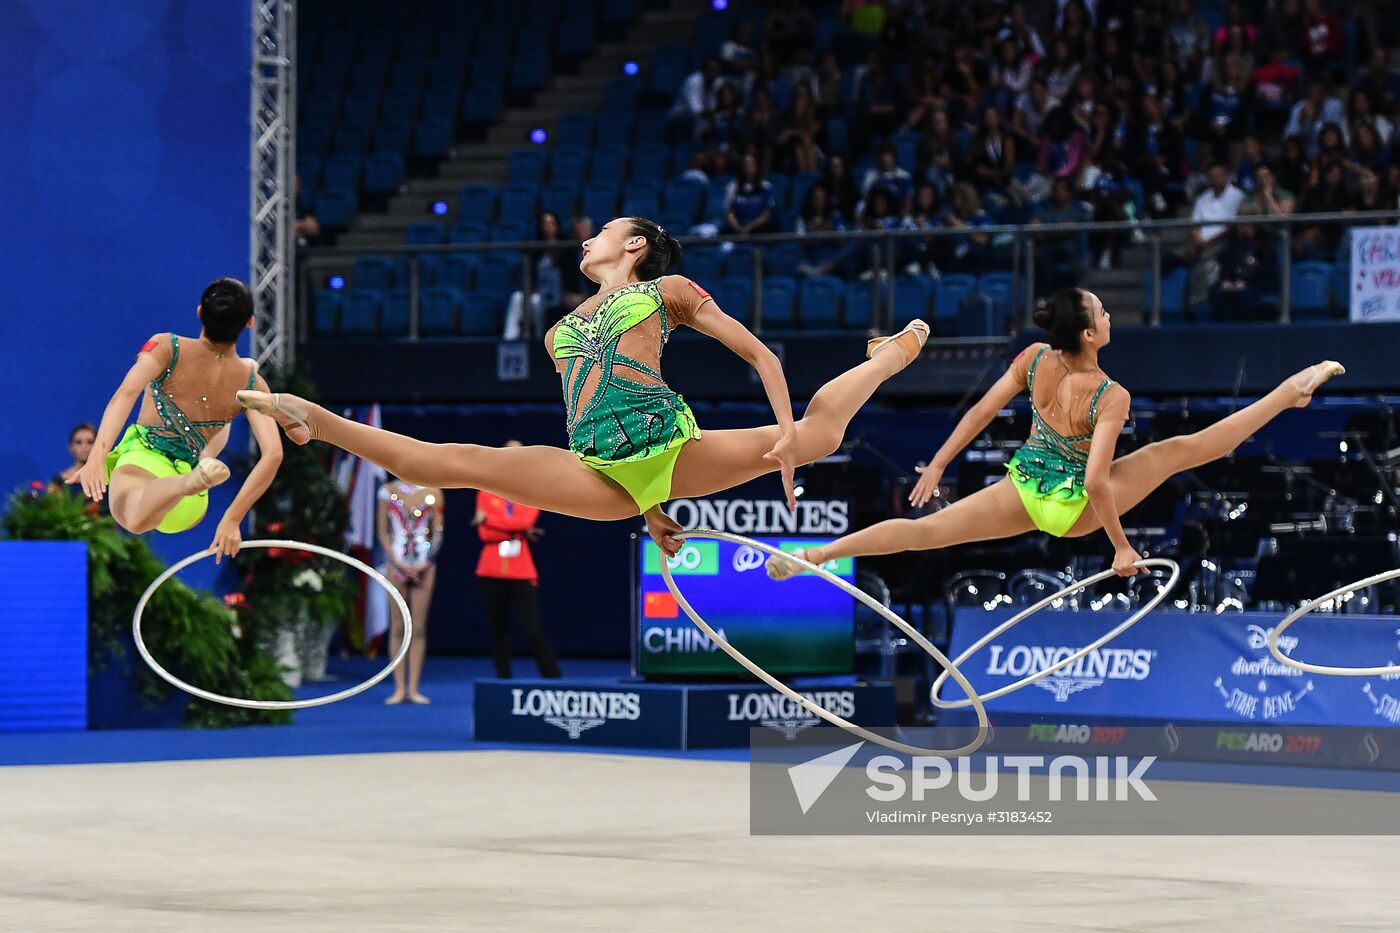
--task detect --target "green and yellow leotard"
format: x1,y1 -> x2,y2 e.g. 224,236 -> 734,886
1006,345 -> 1115,537
546,276 -> 710,512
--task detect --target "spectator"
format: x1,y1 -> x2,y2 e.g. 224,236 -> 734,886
1217,163 -> 1293,318
1316,122 -> 1350,166
998,3 -> 1046,59
936,182 -> 993,273
1134,95 -> 1187,216
1044,36 -> 1081,101
1349,88 -> 1394,145
1351,122 -> 1390,175
294,175 -> 320,247
744,86 -> 780,173
1166,0 -> 1212,69
779,83 -> 824,175
1032,106 -> 1087,199
1187,162 -> 1246,304
1011,79 -> 1060,154
1213,2 -> 1258,49
861,142 -> 914,216
504,211 -> 587,339
767,0 -> 816,66
1277,135 -> 1313,194
1243,163 -> 1297,216
1285,80 -> 1348,156
1031,176 -> 1091,291
916,109 -> 958,197
813,50 -> 844,116
706,81 -> 747,154
724,151 -> 778,235
1300,0 -> 1345,77
968,106 -> 1025,207
796,184 -> 857,276
993,37 -> 1035,111
855,53 -> 901,142
720,22 -> 758,80
50,423 -> 97,493
1355,168 -> 1388,211
1354,47 -> 1400,109
822,153 -> 861,220
1296,159 -> 1351,256
377,477 -> 445,704
671,56 -> 721,141
473,442 -> 560,680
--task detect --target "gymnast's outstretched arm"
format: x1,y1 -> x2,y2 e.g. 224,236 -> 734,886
1081,385 -> 1138,576
907,346 -> 1038,508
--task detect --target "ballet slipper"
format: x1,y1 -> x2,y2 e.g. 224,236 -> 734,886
766,549 -> 809,582
185,458 -> 230,494
865,320 -> 930,372
384,693 -> 406,705
1288,361 -> 1345,408
237,390 -> 314,444
407,693 -> 431,705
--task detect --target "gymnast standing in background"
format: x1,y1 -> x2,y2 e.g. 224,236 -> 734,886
377,477 -> 444,704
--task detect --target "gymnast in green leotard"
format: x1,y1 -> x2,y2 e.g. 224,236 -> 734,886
237,216 -> 930,557
71,278 -> 287,562
768,287 -> 1345,580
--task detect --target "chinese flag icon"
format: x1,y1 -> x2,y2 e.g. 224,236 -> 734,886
644,591 -> 679,618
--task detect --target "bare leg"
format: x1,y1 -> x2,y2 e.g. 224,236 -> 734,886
406,565 -> 435,703
1067,361 -> 1345,536
238,392 -> 635,519
108,460 -> 229,534
672,329 -> 917,497
770,480 -> 1033,578
385,571 -> 409,704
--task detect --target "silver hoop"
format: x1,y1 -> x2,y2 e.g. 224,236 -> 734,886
930,558 -> 1180,709
1268,567 -> 1400,676
659,529 -> 988,757
132,539 -> 412,710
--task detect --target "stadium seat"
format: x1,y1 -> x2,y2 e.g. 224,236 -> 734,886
554,113 -> 595,148
933,274 -> 978,330
450,222 -> 489,244
420,287 -> 464,335
439,255 -> 479,291
595,112 -> 635,146
703,176 -> 733,221
381,289 -> 411,336
631,142 -> 671,181
421,87 -> 460,122
765,242 -> 805,279
363,153 -> 404,195
892,275 -> 933,327
842,280 -> 875,330
1291,261 -> 1333,319
603,77 -> 638,111
540,181 -> 579,221
663,178 -> 706,223
1144,268 -> 1189,323
458,183 -> 498,223
722,245 -> 758,279
498,183 -> 540,225
462,87 -> 502,126
550,147 -> 591,185
511,48 -> 550,92
621,179 -> 661,218
479,253 -> 523,292
952,293 -> 997,337
682,247 -> 722,284
462,290 -> 505,335
341,290 -> 382,334
556,16 -> 597,61
590,145 -> 630,184
323,154 -> 362,191
405,221 -> 447,246
713,278 -> 754,325
312,290 -> 343,335
977,272 -> 1017,327
508,148 -> 547,185
760,277 -> 799,330
799,275 -> 844,329
353,256 -> 395,290
413,118 -> 453,158
581,181 -> 619,220
415,254 -> 445,288
371,123 -> 411,156
491,220 -> 531,242
765,174 -> 792,212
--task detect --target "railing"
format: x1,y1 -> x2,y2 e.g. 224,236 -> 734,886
300,209 -> 1400,341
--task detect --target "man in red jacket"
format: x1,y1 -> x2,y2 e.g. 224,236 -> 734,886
473,441 -> 561,678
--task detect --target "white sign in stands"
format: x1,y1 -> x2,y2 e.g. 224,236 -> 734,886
1350,226 -> 1400,322
133,539 -> 412,710
659,529 -> 989,757
1268,567 -> 1400,676
930,559 -> 1181,709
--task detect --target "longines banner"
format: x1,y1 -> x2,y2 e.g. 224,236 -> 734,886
943,608 -> 1400,729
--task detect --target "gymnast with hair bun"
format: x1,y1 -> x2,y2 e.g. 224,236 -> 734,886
768,287 -> 1345,581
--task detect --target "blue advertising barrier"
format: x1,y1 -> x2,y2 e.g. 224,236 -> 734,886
942,608 -> 1400,729
0,542 -> 87,732
473,679 -> 896,750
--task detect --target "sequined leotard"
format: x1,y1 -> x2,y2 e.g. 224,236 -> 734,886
379,482 -> 443,571
1006,345 -> 1116,537
544,275 -> 710,512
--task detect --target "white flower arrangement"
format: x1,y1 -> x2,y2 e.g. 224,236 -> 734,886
292,568 -> 324,592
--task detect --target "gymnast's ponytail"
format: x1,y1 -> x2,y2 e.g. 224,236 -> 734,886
627,216 -> 683,281
1032,288 -> 1092,352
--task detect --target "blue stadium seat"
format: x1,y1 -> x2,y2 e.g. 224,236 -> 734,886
765,174 -> 792,212
314,188 -> 358,230
421,88 -> 460,122
663,178 -> 706,223
556,15 -> 597,60
428,59 -> 465,88
462,87 -> 502,125
492,220 -> 531,242
765,242 -> 805,278
353,256 -> 395,290
511,48 -> 550,92
704,176 -> 733,221
722,245 -> 758,279
420,288 -> 464,335
761,277 -> 799,330
596,112 -> 635,146
508,148 -> 547,184
633,109 -> 671,144
682,247 -> 722,284
1145,267 -> 1190,323
381,289 -> 411,336
342,90 -> 380,125
1328,262 -> 1350,311
933,274 -> 978,330
323,154 -> 362,191
892,275 -> 934,327
892,131 -> 920,173
296,154 -> 322,188
799,275 -> 844,329
514,25 -> 552,52
371,123 -> 411,156
405,221 -> 447,246
498,183 -> 540,224
621,179 -> 661,217
631,142 -> 671,180
389,59 -> 426,90
842,281 -> 875,330
450,222 -> 489,244
462,290 -> 506,335
312,290 -> 343,335
1291,261 -> 1333,319
601,0 -> 638,26
413,118 -> 453,158
656,213 -> 692,236
550,147 -> 591,184
439,255 -> 479,290
712,278 -> 753,325
458,183 -> 498,223
581,181 -> 619,219
341,290 -> 382,334
650,59 -> 689,97
540,182 -> 579,220
479,253 -> 523,292
381,89 -> 420,125
952,293 -> 997,336
590,145 -> 630,183
363,153 -> 404,195
415,254 -> 445,288
554,113 -> 595,148
977,272 -> 1016,327
470,57 -> 507,88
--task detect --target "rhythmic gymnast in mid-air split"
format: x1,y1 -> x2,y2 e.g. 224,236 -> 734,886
71,278 -> 285,562
237,217 -> 928,554
767,287 -> 1345,581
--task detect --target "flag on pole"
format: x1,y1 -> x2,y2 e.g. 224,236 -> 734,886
335,405 -> 389,650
